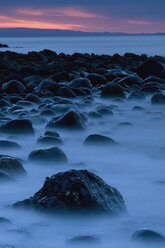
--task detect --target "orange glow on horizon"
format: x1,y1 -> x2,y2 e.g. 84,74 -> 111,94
0,15 -> 85,30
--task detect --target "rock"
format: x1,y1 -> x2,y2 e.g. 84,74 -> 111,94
87,73 -> 107,86
51,71 -> 72,82
151,93 -> 165,104
127,91 -> 145,100
0,140 -> 21,150
132,228 -> 165,243
24,94 -> 41,104
84,134 -> 118,146
118,75 -> 143,87
37,136 -> 63,146
0,170 -> 12,181
57,86 -> 76,98
0,43 -> 8,48
1,80 -> 26,94
132,106 -> 145,111
70,78 -> 92,89
13,169 -> 126,214
0,157 -> 26,176
67,235 -> 100,245
28,147 -> 68,164
35,79 -> 56,92
96,106 -> 113,116
44,131 -> 60,138
40,110 -> 54,117
0,119 -> 34,135
0,217 -> 12,226
46,111 -> 85,130
0,100 -> 11,107
101,84 -> 125,99
137,59 -> 165,79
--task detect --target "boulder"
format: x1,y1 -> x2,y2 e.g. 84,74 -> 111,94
67,235 -> 100,245
132,228 -> 165,243
46,111 -> 85,130
101,84 -> 125,99
28,146 -> 68,164
1,80 -> 26,94
87,73 -> 107,86
0,119 -> 34,135
57,86 -> 76,98
70,78 -> 92,89
13,169 -> 126,214
24,94 -> 41,104
84,134 -> 118,146
0,157 -> 26,176
137,59 -> 165,79
151,93 -> 165,104
0,140 -> 21,150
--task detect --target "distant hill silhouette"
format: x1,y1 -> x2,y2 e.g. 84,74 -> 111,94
0,28 -> 165,37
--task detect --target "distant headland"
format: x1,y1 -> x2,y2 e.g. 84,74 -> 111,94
0,28 -> 165,37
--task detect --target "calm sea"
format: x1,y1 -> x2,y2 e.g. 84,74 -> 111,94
0,35 -> 165,56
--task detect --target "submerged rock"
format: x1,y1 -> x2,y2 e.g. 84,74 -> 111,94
151,93 -> 165,104
0,119 -> 34,135
84,134 -> 118,146
37,136 -> 63,146
0,140 -> 21,150
13,169 -> 126,214
28,147 -> 68,164
67,235 -> 100,245
132,228 -> 165,243
0,157 -> 26,177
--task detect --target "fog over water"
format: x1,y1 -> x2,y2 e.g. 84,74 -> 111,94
0,91 -> 165,247
0,35 -> 165,56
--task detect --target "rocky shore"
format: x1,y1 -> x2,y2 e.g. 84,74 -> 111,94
0,50 -> 165,247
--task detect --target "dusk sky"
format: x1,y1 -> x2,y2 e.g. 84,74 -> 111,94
0,0 -> 165,33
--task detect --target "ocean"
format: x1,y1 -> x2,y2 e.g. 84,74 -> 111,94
0,35 -> 165,56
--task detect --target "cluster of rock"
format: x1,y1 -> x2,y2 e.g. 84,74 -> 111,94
0,43 -> 8,48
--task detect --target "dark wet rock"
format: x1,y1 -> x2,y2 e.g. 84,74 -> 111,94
44,131 -> 60,138
0,99 -> 11,108
40,110 -> 54,117
151,93 -> 165,104
127,91 -> 145,101
9,96 -> 23,104
1,80 -> 26,94
67,235 -> 100,245
132,106 -> 145,111
16,100 -> 34,108
24,94 -> 41,104
57,86 -> 76,98
46,111 -> 85,130
118,75 -> 143,87
13,169 -> 126,214
143,76 -> 165,84
87,73 -> 106,86
84,134 -> 118,146
28,147 -> 68,164
101,84 -> 125,99
70,78 -> 92,89
0,119 -> 34,135
35,79 -> 56,92
37,136 -> 63,146
132,229 -> 165,243
0,157 -> 26,176
0,43 -> 8,48
0,140 -> 21,150
51,71 -> 72,82
137,59 -> 165,79
96,106 -> 113,116
141,82 -> 160,93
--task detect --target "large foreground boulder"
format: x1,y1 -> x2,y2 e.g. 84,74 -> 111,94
13,169 -> 126,214
0,119 -> 34,135
28,147 -> 68,164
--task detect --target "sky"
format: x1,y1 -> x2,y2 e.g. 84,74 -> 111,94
0,0 -> 164,33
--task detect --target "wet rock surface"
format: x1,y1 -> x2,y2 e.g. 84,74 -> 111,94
14,169 -> 126,214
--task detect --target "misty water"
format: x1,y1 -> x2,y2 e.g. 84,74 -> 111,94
0,35 -> 165,56
0,91 -> 165,247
